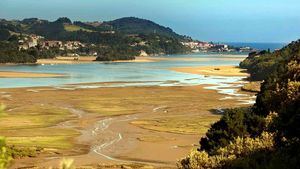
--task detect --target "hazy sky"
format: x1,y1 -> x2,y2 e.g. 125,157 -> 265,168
1,0 -> 299,43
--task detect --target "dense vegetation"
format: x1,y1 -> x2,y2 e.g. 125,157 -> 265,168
179,40 -> 300,169
199,108 -> 266,155
0,17 -> 190,62
0,38 -> 65,63
106,17 -> 184,39
240,43 -> 298,81
0,137 -> 11,169
96,46 -> 137,61
0,41 -> 36,63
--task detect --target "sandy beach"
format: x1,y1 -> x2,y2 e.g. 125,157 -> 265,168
0,71 -> 66,78
171,65 -> 249,76
36,54 -> 247,65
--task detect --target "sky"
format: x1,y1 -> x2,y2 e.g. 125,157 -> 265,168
0,0 -> 299,43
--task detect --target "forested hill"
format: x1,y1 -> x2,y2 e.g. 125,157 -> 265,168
0,17 -> 191,63
0,17 -> 188,42
240,40 -> 300,80
106,17 -> 184,39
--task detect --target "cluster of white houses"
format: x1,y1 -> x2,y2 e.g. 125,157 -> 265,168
181,41 -> 253,52
18,34 -> 85,51
18,35 -> 43,50
181,41 -> 214,50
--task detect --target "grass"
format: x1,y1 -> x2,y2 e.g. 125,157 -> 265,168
3,128 -> 79,149
0,105 -> 79,149
76,99 -> 139,116
0,105 -> 72,130
131,115 -> 221,135
6,136 -> 75,149
64,24 -> 94,32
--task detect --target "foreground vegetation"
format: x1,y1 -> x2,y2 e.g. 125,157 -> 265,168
179,40 -> 300,168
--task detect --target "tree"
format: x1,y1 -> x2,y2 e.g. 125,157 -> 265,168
199,108 -> 265,155
0,29 -> 10,41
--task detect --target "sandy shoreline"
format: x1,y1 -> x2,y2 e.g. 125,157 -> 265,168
171,65 -> 249,76
36,54 -> 247,65
36,56 -> 158,64
0,71 -> 66,78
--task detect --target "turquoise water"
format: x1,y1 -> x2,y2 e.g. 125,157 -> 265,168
0,53 -> 246,88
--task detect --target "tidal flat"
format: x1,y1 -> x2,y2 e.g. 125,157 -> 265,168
0,83 -> 253,168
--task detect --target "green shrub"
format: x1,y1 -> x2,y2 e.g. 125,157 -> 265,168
6,146 -> 42,159
0,137 -> 11,169
199,108 -> 266,155
178,132 -> 274,169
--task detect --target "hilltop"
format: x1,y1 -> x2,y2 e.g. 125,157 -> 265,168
106,17 -> 184,39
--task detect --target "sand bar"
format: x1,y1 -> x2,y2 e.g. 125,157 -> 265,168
37,56 -> 96,64
0,71 -> 66,78
36,54 -> 247,65
171,65 -> 249,76
37,56 -> 158,64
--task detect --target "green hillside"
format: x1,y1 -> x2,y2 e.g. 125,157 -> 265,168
106,17 -> 183,39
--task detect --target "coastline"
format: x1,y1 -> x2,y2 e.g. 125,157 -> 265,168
0,53 -> 248,66
171,65 -> 249,77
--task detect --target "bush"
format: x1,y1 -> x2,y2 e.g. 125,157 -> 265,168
224,141 -> 300,169
0,137 -> 11,169
199,108 -> 266,155
6,146 -> 42,159
178,132 -> 274,169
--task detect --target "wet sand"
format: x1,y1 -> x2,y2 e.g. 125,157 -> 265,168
37,56 -> 96,64
0,71 -> 66,78
0,84 -> 251,169
171,66 -> 249,76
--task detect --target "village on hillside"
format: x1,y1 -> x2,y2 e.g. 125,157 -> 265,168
17,33 -> 254,58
